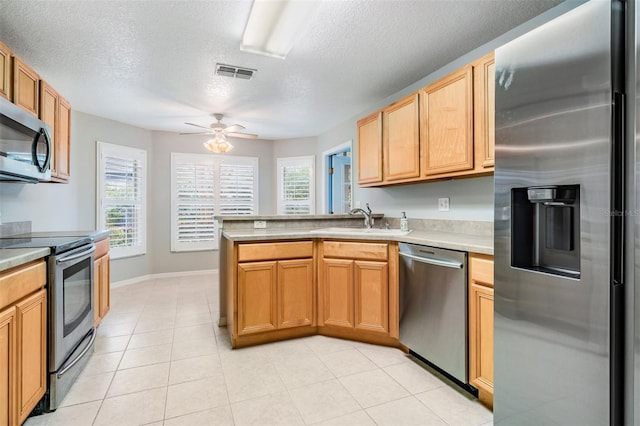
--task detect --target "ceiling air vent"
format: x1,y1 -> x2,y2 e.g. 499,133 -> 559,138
215,63 -> 256,80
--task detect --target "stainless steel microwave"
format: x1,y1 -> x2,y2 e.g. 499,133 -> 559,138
0,96 -> 51,183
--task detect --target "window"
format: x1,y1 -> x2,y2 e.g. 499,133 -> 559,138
277,155 -> 315,214
171,153 -> 258,252
96,142 -> 147,259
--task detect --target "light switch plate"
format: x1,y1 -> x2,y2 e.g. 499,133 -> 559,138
438,198 -> 450,211
253,220 -> 267,229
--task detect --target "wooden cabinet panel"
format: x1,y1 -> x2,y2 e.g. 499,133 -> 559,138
383,93 -> 420,181
238,241 -> 313,262
277,259 -> 314,329
16,289 -> 46,424
321,258 -> 354,329
0,41 -> 11,100
357,112 -> 383,185
473,52 -> 495,170
0,260 -> 46,311
322,241 -> 387,261
12,57 -> 39,116
94,248 -> 111,327
56,96 -> 72,180
238,261 -> 278,335
0,306 -> 16,426
354,260 -> 388,334
421,65 -> 473,176
469,253 -> 494,409
39,80 -> 58,175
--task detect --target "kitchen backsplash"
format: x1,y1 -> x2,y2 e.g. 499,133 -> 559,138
0,221 -> 31,237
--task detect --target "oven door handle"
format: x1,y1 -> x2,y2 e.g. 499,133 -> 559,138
55,245 -> 96,264
57,328 -> 96,378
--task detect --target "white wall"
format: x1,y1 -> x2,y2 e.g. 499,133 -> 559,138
149,131 -> 275,274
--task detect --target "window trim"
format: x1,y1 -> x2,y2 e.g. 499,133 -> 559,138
96,141 -> 147,260
277,155 -> 315,215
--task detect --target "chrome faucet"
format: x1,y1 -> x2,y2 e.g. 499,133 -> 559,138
349,203 -> 374,228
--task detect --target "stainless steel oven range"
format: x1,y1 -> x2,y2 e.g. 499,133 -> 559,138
0,234 -> 96,412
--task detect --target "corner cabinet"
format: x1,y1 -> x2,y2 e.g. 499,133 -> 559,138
0,41 -> 11,100
0,260 -> 47,426
468,253 -> 494,409
318,240 -> 399,345
94,237 -> 111,326
472,52 -> 495,171
357,112 -> 383,185
229,240 -> 316,348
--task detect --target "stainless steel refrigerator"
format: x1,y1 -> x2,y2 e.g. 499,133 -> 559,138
494,0 -> 635,424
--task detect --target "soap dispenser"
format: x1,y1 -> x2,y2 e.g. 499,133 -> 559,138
400,212 -> 409,231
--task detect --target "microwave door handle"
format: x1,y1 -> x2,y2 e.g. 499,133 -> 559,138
56,245 -> 96,264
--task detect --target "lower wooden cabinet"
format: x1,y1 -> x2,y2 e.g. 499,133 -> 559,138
468,253 -> 494,409
0,260 -> 46,426
16,289 -> 46,425
94,238 -> 111,326
319,240 -> 398,344
230,241 -> 315,347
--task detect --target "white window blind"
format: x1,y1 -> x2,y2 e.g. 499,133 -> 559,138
277,156 -> 315,215
171,153 -> 258,252
96,142 -> 147,259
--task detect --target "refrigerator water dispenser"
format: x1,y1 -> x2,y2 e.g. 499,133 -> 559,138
511,185 -> 580,278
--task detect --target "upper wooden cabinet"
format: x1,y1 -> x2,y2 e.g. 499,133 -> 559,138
468,253 -> 494,410
473,52 -> 495,171
421,65 -> 474,177
39,81 -> 71,182
383,93 -> 420,182
12,57 -> 39,116
357,112 -> 383,185
0,41 -> 11,100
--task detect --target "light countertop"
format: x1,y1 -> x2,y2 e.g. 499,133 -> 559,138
222,227 -> 493,255
0,247 -> 50,272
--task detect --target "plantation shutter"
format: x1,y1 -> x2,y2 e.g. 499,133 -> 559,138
97,142 -> 147,259
171,153 -> 258,252
277,156 -> 315,214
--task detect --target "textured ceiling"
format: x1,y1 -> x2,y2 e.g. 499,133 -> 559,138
0,0 -> 563,140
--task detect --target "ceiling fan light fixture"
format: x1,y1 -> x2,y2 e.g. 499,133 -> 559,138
241,0 -> 322,59
203,133 -> 234,153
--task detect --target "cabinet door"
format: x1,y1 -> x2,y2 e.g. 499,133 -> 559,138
238,261 -> 277,335
16,289 -> 46,425
354,260 -> 389,334
0,306 -> 16,426
421,65 -> 473,176
383,93 -> 420,182
0,41 -> 11,100
469,253 -> 494,408
93,257 -> 101,326
357,112 -> 383,185
99,254 -> 111,319
39,81 -> 58,174
56,96 -> 72,180
473,52 -> 495,170
321,258 -> 354,328
12,57 -> 39,116
277,259 -> 314,329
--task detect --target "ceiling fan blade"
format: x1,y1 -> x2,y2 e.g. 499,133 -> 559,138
224,124 -> 245,133
179,131 -> 214,135
184,122 -> 212,130
227,132 -> 258,139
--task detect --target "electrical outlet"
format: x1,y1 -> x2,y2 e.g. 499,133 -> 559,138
253,220 -> 267,229
438,197 -> 450,212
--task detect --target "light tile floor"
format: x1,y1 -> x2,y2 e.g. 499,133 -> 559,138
25,273 -> 493,426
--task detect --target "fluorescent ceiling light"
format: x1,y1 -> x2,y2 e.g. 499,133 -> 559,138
241,0 -> 322,59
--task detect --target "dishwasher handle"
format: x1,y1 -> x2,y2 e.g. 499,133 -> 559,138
399,251 -> 464,269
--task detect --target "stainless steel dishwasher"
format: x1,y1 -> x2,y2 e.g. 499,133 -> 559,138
399,242 -> 468,385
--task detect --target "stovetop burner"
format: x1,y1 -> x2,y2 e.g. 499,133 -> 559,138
0,235 -> 94,254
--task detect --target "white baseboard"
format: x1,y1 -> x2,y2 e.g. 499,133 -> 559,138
111,269 -> 218,288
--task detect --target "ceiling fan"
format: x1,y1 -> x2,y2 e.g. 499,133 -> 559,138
181,113 -> 258,139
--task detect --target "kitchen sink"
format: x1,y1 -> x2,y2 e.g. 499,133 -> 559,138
309,227 -> 411,236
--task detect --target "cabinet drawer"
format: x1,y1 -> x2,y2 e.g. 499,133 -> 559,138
94,237 -> 110,259
470,254 -> 494,287
323,241 -> 388,261
0,260 -> 46,310
238,241 -> 313,262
